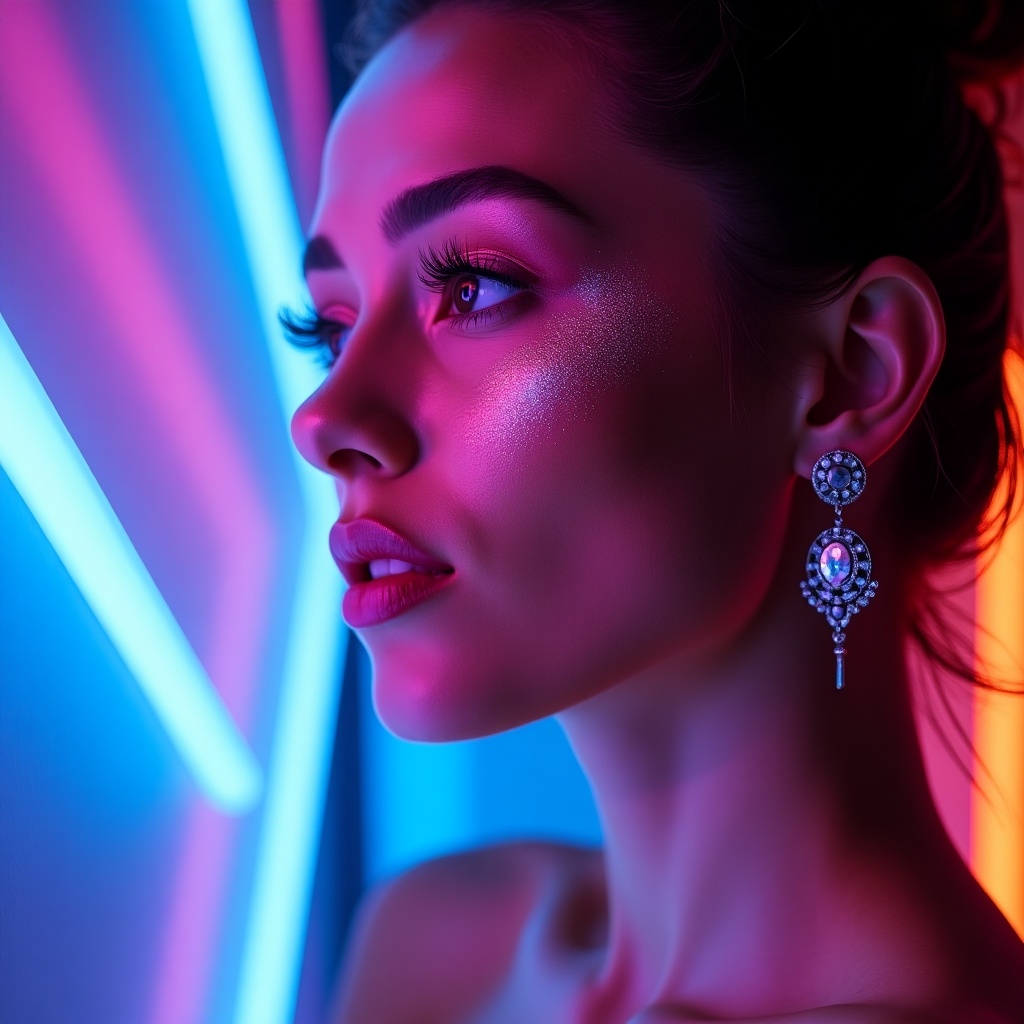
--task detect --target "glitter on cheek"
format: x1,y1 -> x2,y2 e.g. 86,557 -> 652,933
458,263 -> 678,462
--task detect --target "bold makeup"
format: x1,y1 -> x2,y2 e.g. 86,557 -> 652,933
459,263 -> 678,458
330,518 -> 456,627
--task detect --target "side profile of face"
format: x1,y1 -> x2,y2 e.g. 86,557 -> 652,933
291,5 -> 803,741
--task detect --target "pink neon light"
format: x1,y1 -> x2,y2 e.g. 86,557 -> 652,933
0,5 -> 275,1023
151,805 -> 237,1024
274,0 -> 332,228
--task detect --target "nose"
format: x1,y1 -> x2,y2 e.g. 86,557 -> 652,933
290,345 -> 420,483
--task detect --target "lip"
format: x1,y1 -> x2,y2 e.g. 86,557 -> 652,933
329,518 -> 456,627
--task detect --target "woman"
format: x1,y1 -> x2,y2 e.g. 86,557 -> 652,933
288,0 -> 1024,1020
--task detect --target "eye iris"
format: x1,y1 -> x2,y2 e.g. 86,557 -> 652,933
453,274 -> 479,313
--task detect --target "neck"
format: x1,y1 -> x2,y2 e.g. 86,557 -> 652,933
557,568 -> 958,1018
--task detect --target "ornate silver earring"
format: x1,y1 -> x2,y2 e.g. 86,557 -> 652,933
800,450 -> 878,689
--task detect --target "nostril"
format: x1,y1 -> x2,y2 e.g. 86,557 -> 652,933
327,448 -> 383,475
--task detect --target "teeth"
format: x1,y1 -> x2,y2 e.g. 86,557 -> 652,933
368,558 -> 423,580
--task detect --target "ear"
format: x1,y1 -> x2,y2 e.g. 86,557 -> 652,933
793,255 -> 946,478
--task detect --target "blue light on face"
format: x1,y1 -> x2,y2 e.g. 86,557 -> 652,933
183,1 -> 347,1022
0,311 -> 263,814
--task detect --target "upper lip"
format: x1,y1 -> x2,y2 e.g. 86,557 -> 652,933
329,518 -> 454,586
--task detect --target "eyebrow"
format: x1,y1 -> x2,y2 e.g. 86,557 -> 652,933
380,165 -> 590,244
301,164 -> 590,274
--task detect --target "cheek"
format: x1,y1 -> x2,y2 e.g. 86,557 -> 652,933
455,268 -> 679,479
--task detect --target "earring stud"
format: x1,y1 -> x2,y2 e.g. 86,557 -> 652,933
799,450 -> 878,689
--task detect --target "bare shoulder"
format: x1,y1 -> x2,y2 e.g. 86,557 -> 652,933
327,840 -> 602,1024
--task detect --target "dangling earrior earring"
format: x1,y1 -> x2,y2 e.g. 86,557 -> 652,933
799,450 -> 878,690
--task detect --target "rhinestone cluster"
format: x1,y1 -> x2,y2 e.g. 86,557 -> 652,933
812,451 -> 865,508
800,527 -> 878,632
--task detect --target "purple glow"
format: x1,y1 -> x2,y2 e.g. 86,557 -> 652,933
0,7 -> 274,1023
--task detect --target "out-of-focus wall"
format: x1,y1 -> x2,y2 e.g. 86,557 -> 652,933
0,2 -> 342,1021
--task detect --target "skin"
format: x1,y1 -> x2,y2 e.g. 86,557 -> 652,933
290,7 -> 1024,1023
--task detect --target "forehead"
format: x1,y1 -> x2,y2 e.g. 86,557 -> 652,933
312,5 -> 719,294
315,7 -> 616,231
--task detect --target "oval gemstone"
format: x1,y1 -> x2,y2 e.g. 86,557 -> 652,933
819,542 -> 852,587
827,465 -> 852,490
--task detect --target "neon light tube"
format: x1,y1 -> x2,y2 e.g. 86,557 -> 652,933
0,313 -> 263,814
184,2 -> 348,1022
973,350 -> 1024,939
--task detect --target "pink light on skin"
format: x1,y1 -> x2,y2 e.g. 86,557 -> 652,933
273,0 -> 332,229
0,6 -> 273,1024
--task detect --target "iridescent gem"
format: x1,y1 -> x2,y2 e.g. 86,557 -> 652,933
819,542 -> 852,587
827,465 -> 852,490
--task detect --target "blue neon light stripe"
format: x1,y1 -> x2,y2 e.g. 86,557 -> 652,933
183,2 -> 348,1022
0,313 -> 263,814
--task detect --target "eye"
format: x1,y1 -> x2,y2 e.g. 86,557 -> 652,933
449,272 -> 522,316
280,304 -> 353,369
418,238 -> 535,332
317,320 -> 352,366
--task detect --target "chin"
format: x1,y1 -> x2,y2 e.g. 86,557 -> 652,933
366,637 -> 557,743
369,645 -> 500,742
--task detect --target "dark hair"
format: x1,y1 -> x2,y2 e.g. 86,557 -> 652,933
340,0 -> 1022,697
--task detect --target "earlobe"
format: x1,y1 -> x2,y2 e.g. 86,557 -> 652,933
794,256 -> 946,478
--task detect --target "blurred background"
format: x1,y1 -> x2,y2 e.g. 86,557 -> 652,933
0,2 -> 1020,1022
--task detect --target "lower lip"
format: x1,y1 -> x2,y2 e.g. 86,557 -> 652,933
342,570 -> 455,628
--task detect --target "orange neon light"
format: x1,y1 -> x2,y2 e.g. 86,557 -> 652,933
973,349 -> 1024,939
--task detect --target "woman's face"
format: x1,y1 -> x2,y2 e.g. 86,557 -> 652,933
292,6 -> 798,740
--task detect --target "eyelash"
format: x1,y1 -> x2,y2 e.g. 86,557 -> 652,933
281,237 -> 533,368
416,237 -> 530,297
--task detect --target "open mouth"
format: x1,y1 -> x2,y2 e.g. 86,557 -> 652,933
329,518 -> 457,626
364,558 -> 454,582
341,562 -> 457,627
